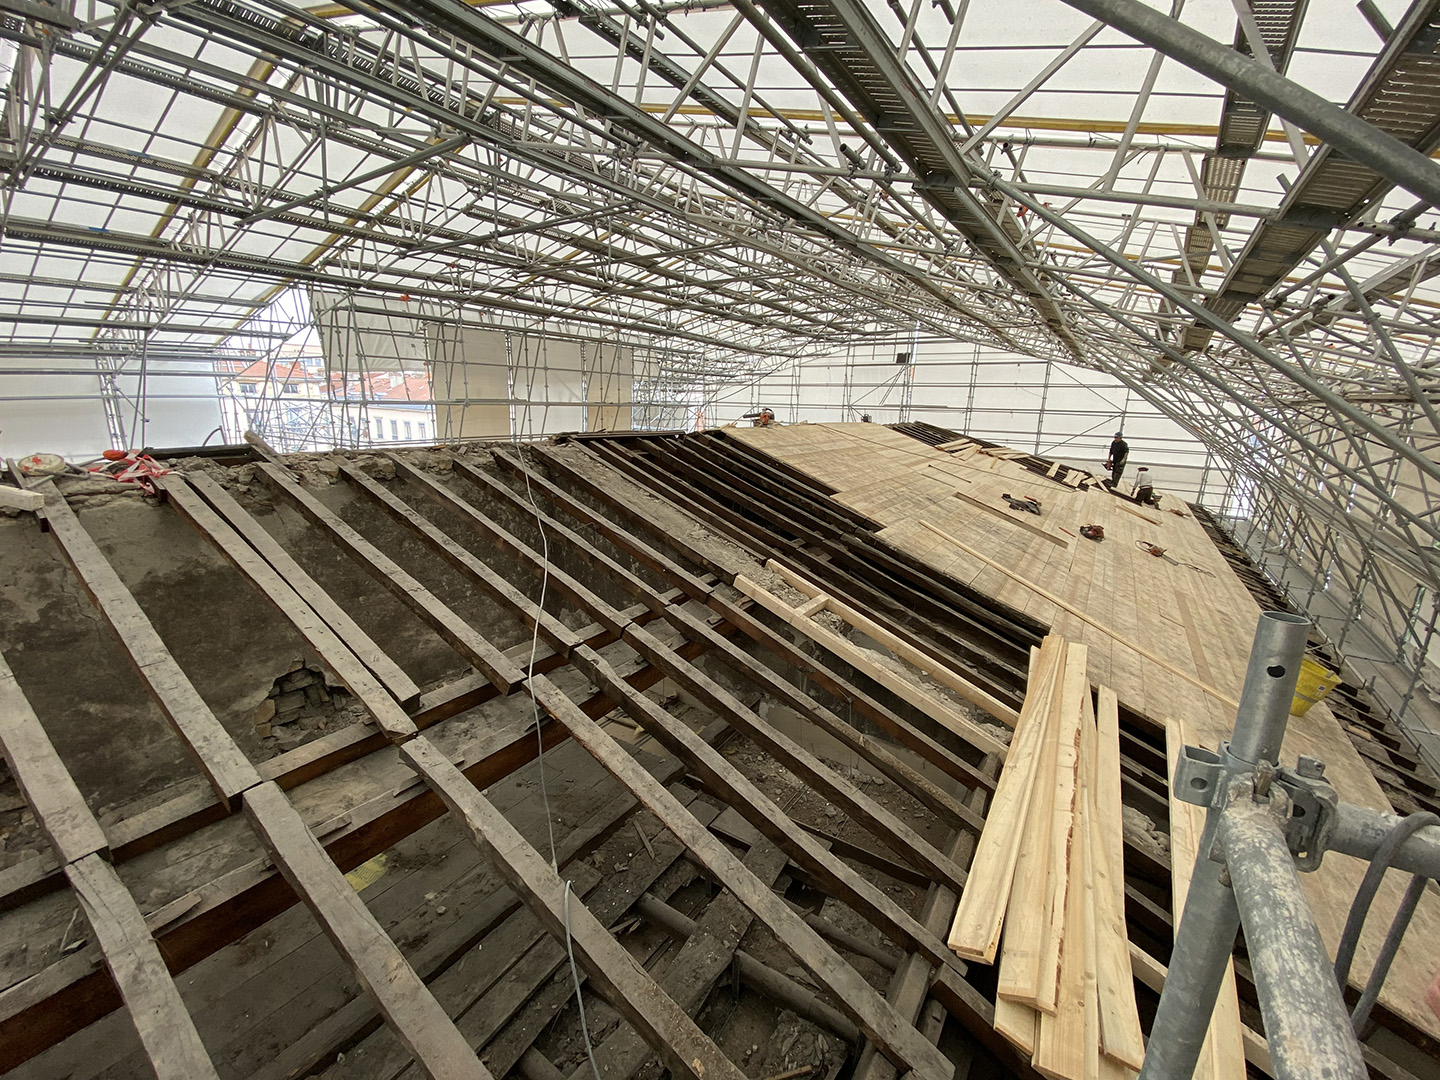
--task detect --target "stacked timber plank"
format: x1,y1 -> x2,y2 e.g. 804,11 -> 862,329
948,637 -> 1143,1080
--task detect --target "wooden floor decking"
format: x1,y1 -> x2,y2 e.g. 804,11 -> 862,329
729,421 -> 1440,1044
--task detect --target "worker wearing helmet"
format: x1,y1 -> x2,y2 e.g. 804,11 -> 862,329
742,407 -> 775,427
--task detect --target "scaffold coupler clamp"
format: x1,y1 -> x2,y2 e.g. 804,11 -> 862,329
1173,742 -> 1340,872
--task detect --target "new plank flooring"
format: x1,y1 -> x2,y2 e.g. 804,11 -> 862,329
728,421 -> 1440,1043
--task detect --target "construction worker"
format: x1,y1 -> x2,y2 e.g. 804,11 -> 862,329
1105,431 -> 1129,487
742,407 -> 776,427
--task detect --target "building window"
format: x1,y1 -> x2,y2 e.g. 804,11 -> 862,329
418,422 -> 427,441
240,382 -> 257,395
403,421 -> 412,440
390,420 -> 399,440
374,417 -> 385,440
281,382 -> 299,395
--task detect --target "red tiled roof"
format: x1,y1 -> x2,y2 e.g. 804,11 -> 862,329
230,359 -> 318,382
377,374 -> 432,402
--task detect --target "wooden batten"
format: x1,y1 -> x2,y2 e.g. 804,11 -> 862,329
949,637 -> 1065,962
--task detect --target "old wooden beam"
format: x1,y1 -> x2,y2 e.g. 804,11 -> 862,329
399,735 -> 743,1080
255,463 -> 524,693
242,780 -> 489,1080
184,473 -> 421,709
158,476 -> 418,743
524,671 -> 955,1080
65,854 -> 221,1080
36,480 -> 261,808
0,652 -> 109,864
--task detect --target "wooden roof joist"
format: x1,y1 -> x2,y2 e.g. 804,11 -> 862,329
1,424 -> 1438,1080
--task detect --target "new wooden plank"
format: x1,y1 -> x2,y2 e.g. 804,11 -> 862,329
745,424 -> 1440,1042
36,480 -> 261,807
994,680 -> 1059,1005
1114,503 -> 1163,527
1036,645 -> 1087,1014
952,489 -> 1069,548
1032,703 -> 1089,1080
736,574 -> 1011,758
158,476 -> 418,743
1165,718 -> 1247,1080
1129,945 -> 1272,1076
522,671 -> 956,1080
1092,689 -> 1144,1069
1075,720 -> 1111,1080
763,558 -> 1022,726
64,853 -> 221,1080
949,637 -> 1065,962
397,734 -> 739,1080
256,463 -> 525,693
919,520 -> 1238,709
184,473 -> 422,709
0,651 -> 109,864
993,994 -> 1038,1056
241,780 -> 490,1080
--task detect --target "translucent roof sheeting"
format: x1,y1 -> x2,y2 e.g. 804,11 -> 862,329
3,0 -> 1440,574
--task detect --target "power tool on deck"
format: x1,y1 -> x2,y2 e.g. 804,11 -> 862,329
1001,492 -> 1042,515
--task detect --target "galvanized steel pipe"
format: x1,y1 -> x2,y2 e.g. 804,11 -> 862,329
1058,0 -> 1440,209
1220,796 -> 1366,1080
1138,612 -> 1310,1080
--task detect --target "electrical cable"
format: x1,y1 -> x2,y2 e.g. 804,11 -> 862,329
517,443 -> 602,1080
1333,809 -> 1437,1031
1349,873 -> 1428,1034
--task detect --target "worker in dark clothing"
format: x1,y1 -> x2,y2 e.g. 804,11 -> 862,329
1105,431 -> 1129,487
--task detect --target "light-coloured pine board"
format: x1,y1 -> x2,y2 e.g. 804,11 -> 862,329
795,594 -> 829,618
1078,716 -> 1103,1080
1165,718 -> 1248,1080
919,520 -> 1238,709
994,686 -> 1060,1004
953,489 -> 1069,547
1129,945 -> 1272,1076
948,638 -> 1065,961
1089,693 -> 1145,1069
729,422 -> 1440,1042
735,575 -> 1011,758
763,559 -> 1021,726
1115,503 -> 1163,526
994,995 -> 1038,1055
1033,713 -> 1090,1080
1036,644 -> 1087,1014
